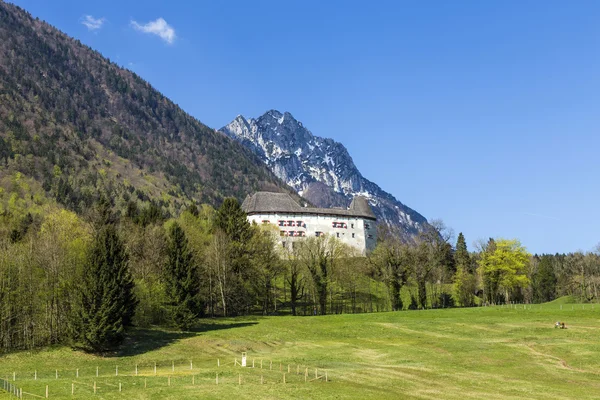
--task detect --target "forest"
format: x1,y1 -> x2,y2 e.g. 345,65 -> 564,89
1,173 -> 599,354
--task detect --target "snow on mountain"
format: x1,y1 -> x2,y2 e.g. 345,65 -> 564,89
220,110 -> 428,240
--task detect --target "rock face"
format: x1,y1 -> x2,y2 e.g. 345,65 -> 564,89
220,110 -> 429,240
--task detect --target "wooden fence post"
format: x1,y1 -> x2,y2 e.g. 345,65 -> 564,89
72,383 -> 74,395
168,376 -> 171,386
119,382 -> 122,392
135,364 -> 138,375
93,381 -> 96,394
34,370 -> 37,380
154,362 -> 157,375
96,366 -> 99,377
76,368 -> 79,378
55,370 -> 58,379
283,373 -> 286,384
190,360 -> 193,370
45,385 -> 48,398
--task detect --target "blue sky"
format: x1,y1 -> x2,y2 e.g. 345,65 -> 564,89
11,0 -> 600,254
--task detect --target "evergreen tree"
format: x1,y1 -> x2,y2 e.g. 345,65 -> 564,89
213,198 -> 253,314
452,232 -> 476,307
164,222 -> 202,330
532,255 -> 557,303
455,233 -> 471,272
214,198 -> 251,243
71,225 -> 137,352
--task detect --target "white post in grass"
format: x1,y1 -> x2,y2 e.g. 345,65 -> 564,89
96,366 -> 99,377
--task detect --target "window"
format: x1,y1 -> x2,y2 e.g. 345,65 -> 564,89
262,220 -> 270,224
352,233 -> 355,238
365,223 -> 371,229
336,232 -> 340,238
315,231 -> 323,237
351,223 -> 354,229
367,234 -> 373,239
278,220 -> 285,227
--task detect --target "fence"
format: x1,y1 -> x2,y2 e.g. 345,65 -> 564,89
1,357 -> 330,398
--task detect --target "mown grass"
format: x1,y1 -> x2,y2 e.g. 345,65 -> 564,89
1,303 -> 599,399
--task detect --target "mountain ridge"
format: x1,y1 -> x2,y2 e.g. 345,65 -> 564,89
0,2 -> 299,220
220,110 -> 429,240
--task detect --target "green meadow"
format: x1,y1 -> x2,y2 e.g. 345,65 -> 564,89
1,303 -> 599,399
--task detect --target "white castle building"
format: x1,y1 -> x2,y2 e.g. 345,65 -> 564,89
242,192 -> 377,254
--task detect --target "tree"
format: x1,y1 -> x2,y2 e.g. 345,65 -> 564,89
71,224 -> 137,352
531,255 -> 557,303
413,219 -> 454,309
296,236 -> 345,315
214,198 -> 253,314
247,225 -> 284,314
478,239 -> 530,304
370,233 -> 411,311
452,232 -> 476,307
164,222 -> 203,330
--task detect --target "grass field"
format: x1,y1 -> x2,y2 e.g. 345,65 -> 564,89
1,303 -> 599,399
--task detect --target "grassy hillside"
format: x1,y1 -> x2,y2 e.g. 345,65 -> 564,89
0,1 -> 294,218
1,304 -> 599,399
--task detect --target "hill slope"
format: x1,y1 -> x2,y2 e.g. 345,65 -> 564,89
221,110 -> 429,240
0,2 -> 293,218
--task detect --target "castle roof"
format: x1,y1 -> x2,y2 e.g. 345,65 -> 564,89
242,192 -> 377,220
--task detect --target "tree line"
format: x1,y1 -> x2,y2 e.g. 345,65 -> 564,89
1,192 -> 599,353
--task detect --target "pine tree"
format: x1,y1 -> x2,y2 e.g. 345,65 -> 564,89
71,224 -> 137,352
164,222 -> 202,330
452,232 -> 476,307
532,255 -> 557,302
214,198 -> 251,243
455,233 -> 471,272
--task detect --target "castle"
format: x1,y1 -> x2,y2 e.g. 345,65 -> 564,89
242,192 -> 377,254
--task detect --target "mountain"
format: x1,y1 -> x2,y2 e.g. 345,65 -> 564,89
0,2 -> 296,218
220,110 -> 429,240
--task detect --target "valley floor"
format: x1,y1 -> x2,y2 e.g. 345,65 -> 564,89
1,304 -> 599,399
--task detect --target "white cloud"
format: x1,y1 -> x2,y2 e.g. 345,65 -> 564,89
81,15 -> 105,31
130,18 -> 176,45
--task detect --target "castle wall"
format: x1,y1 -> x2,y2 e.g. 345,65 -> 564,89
247,212 -> 376,255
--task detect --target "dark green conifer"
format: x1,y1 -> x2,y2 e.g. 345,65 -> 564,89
71,224 -> 137,352
164,222 -> 202,330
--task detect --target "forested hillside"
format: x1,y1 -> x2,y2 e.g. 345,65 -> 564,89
0,1 -> 292,228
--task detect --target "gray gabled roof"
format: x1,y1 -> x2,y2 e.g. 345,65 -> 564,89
242,192 -> 377,220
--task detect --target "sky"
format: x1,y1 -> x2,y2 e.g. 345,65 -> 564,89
10,0 -> 600,254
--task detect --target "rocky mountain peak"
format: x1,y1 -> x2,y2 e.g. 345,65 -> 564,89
220,110 -> 429,241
